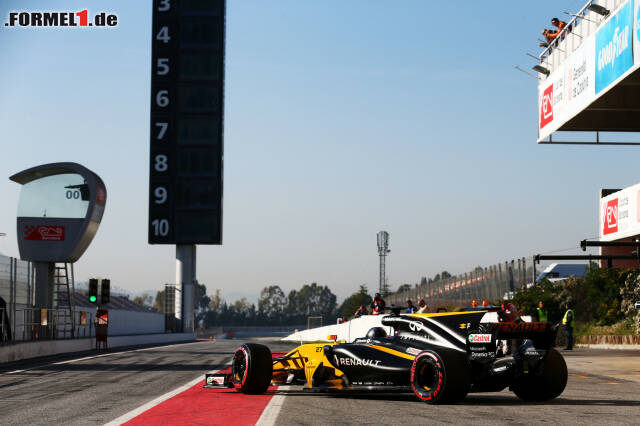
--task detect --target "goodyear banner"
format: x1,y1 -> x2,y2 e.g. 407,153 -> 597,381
634,0 -> 640,64
596,0 -> 634,93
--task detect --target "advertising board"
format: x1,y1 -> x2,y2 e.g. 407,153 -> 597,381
564,36 -> 596,120
595,0 -> 634,94
537,0 -> 640,141
634,0 -> 640,64
599,182 -> 640,241
538,64 -> 565,137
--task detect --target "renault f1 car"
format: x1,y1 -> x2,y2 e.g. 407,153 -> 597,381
205,310 -> 567,404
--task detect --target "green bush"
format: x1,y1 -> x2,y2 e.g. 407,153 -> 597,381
513,279 -> 564,323
513,266 -> 639,333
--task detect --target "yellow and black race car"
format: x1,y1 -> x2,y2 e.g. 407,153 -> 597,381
205,309 -> 567,404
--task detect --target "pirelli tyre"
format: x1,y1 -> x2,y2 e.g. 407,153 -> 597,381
511,348 -> 567,401
232,343 -> 273,394
410,349 -> 470,404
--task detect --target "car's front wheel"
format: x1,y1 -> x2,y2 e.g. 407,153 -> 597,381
232,343 -> 273,394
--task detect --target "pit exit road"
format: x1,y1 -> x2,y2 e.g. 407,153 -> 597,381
0,341 -> 638,425
0,339 -> 295,425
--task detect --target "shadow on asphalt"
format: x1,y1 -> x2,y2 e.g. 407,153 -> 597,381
12,362 -> 228,372
278,391 -> 640,407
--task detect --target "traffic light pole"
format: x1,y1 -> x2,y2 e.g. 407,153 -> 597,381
176,244 -> 195,333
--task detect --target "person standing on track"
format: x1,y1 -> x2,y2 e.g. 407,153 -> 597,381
416,298 -> 429,314
562,302 -> 575,350
536,300 -> 549,323
353,305 -> 368,318
499,300 -> 522,355
371,293 -> 386,315
406,299 -> 417,314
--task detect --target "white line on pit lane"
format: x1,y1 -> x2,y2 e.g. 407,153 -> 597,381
0,340 -> 210,376
256,385 -> 291,426
103,368 -> 222,426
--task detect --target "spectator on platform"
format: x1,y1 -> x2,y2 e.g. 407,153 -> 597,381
472,300 -> 478,308
354,305 -> 368,318
540,18 -> 567,47
417,298 -> 429,314
371,293 -> 386,315
406,299 -> 417,314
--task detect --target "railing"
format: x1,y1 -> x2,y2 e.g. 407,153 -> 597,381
0,307 -> 93,345
387,257 -> 535,308
539,0 -> 627,75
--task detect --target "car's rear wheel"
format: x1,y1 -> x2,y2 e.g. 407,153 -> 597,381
511,348 -> 567,401
410,349 -> 470,404
232,343 -> 273,394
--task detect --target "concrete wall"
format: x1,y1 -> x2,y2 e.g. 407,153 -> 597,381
106,309 -> 164,335
0,332 -> 195,364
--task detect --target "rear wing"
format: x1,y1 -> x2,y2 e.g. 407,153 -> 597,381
492,322 -> 558,349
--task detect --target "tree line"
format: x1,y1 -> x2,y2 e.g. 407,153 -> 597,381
513,265 -> 640,334
150,282 -> 341,327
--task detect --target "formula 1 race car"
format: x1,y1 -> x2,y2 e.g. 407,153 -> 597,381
205,310 -> 567,404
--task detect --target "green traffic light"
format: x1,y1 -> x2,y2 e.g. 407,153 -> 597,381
89,295 -> 97,303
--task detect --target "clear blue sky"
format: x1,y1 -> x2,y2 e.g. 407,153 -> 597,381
0,0 -> 631,302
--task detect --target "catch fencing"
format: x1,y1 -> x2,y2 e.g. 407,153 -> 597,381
0,255 -> 94,344
388,257 -> 536,308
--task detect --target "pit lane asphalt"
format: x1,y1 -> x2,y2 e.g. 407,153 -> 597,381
0,342 -> 638,425
276,347 -> 640,425
0,339 -> 296,425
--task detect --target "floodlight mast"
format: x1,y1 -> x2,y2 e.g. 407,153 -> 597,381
376,231 -> 390,296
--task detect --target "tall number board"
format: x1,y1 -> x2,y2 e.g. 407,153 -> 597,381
149,0 -> 225,245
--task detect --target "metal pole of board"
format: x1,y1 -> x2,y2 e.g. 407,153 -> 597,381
176,244 -> 196,333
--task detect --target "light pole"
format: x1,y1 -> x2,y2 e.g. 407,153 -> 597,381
377,231 -> 390,296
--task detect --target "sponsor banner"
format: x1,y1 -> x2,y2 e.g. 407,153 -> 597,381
538,64 -> 565,137
564,36 -> 596,119
596,0 -> 634,93
635,0 -> 640,64
24,225 -> 65,241
599,182 -> 640,241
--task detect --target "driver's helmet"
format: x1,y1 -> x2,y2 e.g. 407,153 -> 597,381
366,327 -> 387,339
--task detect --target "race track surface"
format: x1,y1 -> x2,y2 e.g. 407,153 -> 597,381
0,341 -> 638,425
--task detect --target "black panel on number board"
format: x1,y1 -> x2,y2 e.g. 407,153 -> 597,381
149,0 -> 225,245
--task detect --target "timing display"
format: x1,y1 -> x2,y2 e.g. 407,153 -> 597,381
149,0 -> 225,244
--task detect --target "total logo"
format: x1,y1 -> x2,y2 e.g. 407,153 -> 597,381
540,84 -> 554,129
603,198 -> 618,235
468,334 -> 492,343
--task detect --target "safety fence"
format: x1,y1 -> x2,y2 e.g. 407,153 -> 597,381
388,257 -> 536,308
0,307 -> 93,344
0,254 -> 97,345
